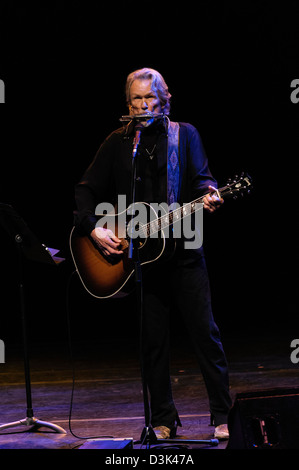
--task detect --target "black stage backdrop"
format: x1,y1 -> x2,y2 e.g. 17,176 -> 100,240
0,2 -> 298,349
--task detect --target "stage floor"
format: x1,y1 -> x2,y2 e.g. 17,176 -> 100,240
0,331 -> 298,452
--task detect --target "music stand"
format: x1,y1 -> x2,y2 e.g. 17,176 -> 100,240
0,203 -> 66,434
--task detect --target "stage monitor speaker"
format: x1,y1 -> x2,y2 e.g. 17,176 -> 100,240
227,387 -> 299,449
79,438 -> 133,449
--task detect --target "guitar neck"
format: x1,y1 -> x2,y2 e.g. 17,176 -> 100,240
139,186 -> 224,239
139,174 -> 251,239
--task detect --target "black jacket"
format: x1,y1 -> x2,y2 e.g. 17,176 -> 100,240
74,120 -> 217,239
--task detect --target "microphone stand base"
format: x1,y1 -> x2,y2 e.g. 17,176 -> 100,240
135,425 -> 219,447
0,416 -> 66,434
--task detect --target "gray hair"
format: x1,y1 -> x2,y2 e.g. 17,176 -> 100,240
125,67 -> 171,115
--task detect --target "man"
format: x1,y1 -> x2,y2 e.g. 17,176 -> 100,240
74,67 -> 232,440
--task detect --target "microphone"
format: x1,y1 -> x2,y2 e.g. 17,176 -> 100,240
132,123 -> 143,158
119,112 -> 164,123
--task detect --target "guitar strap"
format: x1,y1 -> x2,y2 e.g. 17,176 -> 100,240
167,121 -> 180,206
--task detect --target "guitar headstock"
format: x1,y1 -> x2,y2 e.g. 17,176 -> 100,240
221,172 -> 252,199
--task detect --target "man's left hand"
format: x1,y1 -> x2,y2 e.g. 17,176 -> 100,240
202,185 -> 224,213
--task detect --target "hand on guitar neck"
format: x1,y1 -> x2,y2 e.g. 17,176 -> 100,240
202,185 -> 224,213
90,227 -> 123,258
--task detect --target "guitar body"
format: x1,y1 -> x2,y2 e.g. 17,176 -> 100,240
70,202 -> 173,299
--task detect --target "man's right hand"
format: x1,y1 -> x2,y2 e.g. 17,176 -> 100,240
90,227 -> 123,257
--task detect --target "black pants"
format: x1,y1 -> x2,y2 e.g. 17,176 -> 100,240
141,248 -> 232,428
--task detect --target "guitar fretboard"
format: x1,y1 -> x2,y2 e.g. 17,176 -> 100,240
138,197 -> 203,238
138,176 -> 251,239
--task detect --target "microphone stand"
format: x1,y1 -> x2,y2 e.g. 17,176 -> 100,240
127,124 -> 157,446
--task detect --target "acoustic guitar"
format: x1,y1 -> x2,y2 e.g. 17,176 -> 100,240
70,173 -> 252,299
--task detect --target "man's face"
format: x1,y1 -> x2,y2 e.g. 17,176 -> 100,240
129,79 -> 162,116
